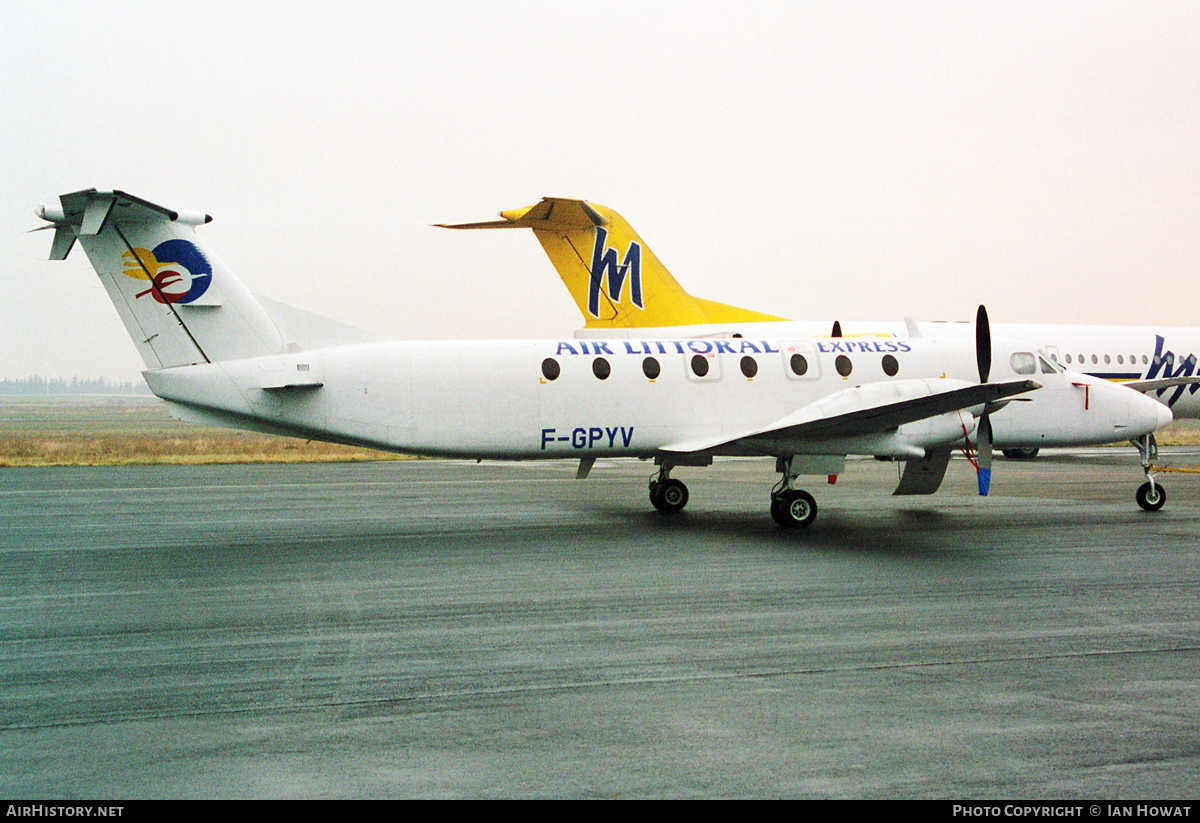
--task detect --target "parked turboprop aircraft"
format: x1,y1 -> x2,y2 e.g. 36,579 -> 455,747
36,190 -> 1173,527
440,198 -> 1200,424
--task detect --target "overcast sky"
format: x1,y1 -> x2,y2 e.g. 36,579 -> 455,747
3,1 -> 1199,381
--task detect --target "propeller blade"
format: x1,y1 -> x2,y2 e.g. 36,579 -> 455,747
977,415 -> 994,496
976,304 -> 991,384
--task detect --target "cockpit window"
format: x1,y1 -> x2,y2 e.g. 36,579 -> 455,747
1010,351 -> 1037,375
1039,356 -> 1058,374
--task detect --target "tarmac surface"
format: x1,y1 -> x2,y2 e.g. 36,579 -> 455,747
1,452 -> 1198,799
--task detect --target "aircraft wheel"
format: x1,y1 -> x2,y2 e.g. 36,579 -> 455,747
651,478 -> 689,513
1002,448 -> 1040,460
771,489 -> 817,529
1136,481 -> 1166,512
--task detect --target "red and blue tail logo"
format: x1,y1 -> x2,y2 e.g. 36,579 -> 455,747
121,239 -> 212,304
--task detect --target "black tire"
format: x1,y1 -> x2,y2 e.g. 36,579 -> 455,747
771,489 -> 817,528
1002,448 -> 1040,460
1136,481 -> 1166,512
651,478 -> 688,513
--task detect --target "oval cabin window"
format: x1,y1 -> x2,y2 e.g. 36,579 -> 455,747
739,356 -> 758,378
642,356 -> 661,380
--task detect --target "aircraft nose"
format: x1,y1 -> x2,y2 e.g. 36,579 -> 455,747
1130,389 -> 1173,436
1154,395 -> 1174,431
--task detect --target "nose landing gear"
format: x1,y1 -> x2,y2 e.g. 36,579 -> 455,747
1136,480 -> 1166,512
1133,434 -> 1166,512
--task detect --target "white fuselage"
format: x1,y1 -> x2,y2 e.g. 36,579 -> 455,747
142,334 -> 1170,463
587,321 -> 1200,419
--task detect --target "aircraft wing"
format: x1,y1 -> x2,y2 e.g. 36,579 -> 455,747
661,378 -> 1040,456
1123,376 -> 1200,393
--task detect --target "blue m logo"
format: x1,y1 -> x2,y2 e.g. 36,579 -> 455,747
588,227 -> 643,317
1146,335 -> 1199,406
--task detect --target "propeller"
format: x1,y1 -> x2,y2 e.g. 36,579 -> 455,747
975,304 -> 994,496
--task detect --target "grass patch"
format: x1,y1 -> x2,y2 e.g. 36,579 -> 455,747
0,397 -> 410,467
1157,420 -> 1200,445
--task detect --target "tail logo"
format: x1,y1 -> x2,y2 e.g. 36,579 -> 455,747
122,239 -> 212,304
588,228 -> 642,317
1146,334 -> 1199,406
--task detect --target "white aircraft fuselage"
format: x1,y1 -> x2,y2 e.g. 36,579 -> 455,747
145,334 -> 1167,463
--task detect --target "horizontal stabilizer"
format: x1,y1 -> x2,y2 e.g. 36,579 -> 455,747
437,197 -> 608,231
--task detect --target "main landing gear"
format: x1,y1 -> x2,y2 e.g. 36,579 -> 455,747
770,456 -> 818,529
1133,434 -> 1166,512
649,456 -> 821,528
649,468 -> 689,513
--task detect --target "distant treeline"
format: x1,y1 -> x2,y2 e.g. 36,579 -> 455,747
0,376 -> 153,396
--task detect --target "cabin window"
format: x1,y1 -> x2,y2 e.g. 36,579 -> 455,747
1117,355 -> 1124,365
1065,354 -> 1073,364
1091,354 -> 1098,364
882,354 -> 899,376
739,356 -> 758,378
1010,351 -> 1037,375
789,353 -> 809,376
541,358 -> 560,381
1142,355 -> 1149,364
1104,354 -> 1111,364
835,355 -> 852,377
642,356 -> 661,380
690,354 -> 710,377
593,357 -> 611,380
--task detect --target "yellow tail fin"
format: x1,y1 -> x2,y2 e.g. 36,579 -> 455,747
439,198 -> 786,329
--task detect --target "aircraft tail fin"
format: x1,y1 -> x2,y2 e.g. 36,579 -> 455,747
37,189 -> 286,369
439,197 -> 786,329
